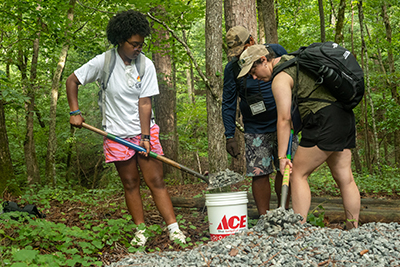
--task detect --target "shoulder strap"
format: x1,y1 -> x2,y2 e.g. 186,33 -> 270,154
134,52 -> 146,80
100,48 -> 116,129
271,57 -> 298,80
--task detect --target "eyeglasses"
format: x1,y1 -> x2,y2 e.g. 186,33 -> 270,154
126,40 -> 147,50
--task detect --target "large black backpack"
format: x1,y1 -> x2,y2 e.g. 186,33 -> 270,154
273,41 -> 365,110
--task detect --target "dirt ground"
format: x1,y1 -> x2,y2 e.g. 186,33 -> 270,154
5,178 -> 395,265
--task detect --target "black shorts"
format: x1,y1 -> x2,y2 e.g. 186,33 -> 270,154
300,104 -> 356,151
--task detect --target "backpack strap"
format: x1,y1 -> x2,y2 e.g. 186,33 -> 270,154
134,52 -> 146,80
271,57 -> 298,80
99,48 -> 116,129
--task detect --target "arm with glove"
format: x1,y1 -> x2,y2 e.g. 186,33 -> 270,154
222,62 -> 241,158
226,137 -> 240,158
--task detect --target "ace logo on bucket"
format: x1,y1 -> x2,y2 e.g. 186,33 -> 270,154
210,214 -> 247,241
205,191 -> 248,241
217,215 -> 247,230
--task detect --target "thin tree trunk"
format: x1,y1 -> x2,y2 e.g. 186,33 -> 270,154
318,0 -> 326,42
46,0 -> 75,186
350,2 -> 355,58
362,94 -> 371,172
358,1 -> 380,170
151,6 -> 179,179
205,0 -> 228,173
0,89 -> 19,196
348,3 -> 361,174
19,21 -> 41,185
334,0 -> 346,45
258,0 -> 278,43
256,0 -> 265,44
381,1 -> 400,167
186,68 -> 194,104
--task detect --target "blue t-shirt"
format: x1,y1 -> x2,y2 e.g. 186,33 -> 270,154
222,44 -> 288,137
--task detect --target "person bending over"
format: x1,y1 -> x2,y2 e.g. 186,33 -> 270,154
237,45 -> 360,229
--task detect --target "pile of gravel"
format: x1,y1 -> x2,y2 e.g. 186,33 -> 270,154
106,208 -> 400,266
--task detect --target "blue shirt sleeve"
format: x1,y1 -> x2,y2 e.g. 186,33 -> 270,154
222,61 -> 238,138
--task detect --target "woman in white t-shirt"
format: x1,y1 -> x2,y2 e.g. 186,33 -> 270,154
66,10 -> 186,246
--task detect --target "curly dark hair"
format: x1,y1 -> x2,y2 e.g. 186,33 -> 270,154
107,10 -> 151,46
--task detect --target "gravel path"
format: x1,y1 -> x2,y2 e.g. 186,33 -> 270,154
106,208 -> 400,267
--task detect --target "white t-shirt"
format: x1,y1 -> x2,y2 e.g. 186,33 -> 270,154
74,49 -> 159,138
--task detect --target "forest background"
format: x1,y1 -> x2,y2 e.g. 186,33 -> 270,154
1,0 -> 399,195
1,0 -> 400,266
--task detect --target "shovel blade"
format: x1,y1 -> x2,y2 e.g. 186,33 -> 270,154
206,169 -> 245,190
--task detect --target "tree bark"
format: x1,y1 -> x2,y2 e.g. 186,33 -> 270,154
258,0 -> 278,43
358,1 -> 380,170
381,1 -> 400,167
318,0 -> 326,42
46,0 -> 75,186
334,0 -> 346,45
151,6 -> 179,178
18,18 -> 41,185
205,0 -> 228,173
0,94 -> 19,196
224,0 -> 258,43
224,0 -> 258,175
256,0 -> 265,44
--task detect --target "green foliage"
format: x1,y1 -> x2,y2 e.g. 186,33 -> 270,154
0,182 -> 209,266
308,163 -> 400,196
307,204 -> 325,228
0,213 -> 103,266
247,218 -> 258,229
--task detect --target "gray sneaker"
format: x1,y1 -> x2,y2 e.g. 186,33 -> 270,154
169,229 -> 186,243
131,229 -> 147,246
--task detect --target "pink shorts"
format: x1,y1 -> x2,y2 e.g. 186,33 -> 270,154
103,124 -> 164,163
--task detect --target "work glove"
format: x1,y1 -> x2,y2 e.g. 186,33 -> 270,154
226,137 -> 240,158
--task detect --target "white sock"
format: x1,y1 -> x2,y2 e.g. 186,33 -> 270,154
167,222 -> 179,233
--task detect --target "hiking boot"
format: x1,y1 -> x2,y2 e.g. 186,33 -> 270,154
130,229 -> 147,247
169,229 -> 186,243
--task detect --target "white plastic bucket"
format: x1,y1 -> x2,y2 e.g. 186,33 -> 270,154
205,191 -> 248,241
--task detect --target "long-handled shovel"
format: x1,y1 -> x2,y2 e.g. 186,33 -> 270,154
280,129 -> 294,208
82,122 -> 244,189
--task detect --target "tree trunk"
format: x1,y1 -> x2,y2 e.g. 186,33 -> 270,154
334,0 -> 346,45
0,96 -> 19,196
318,0 -> 326,42
224,0 -> 258,43
258,0 -> 278,43
358,1 -> 380,170
151,6 -> 179,179
381,1 -> 400,167
224,0 -> 258,175
205,0 -> 228,173
18,22 -> 41,184
46,0 -> 75,186
256,0 -> 265,44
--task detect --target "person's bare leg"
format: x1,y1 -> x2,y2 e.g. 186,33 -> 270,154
291,146 -> 331,223
274,171 -> 290,209
114,155 -> 145,225
326,149 -> 360,229
252,175 -> 271,215
138,156 -> 176,225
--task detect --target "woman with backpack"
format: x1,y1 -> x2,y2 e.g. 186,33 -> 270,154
237,45 -> 360,229
66,10 -> 186,246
